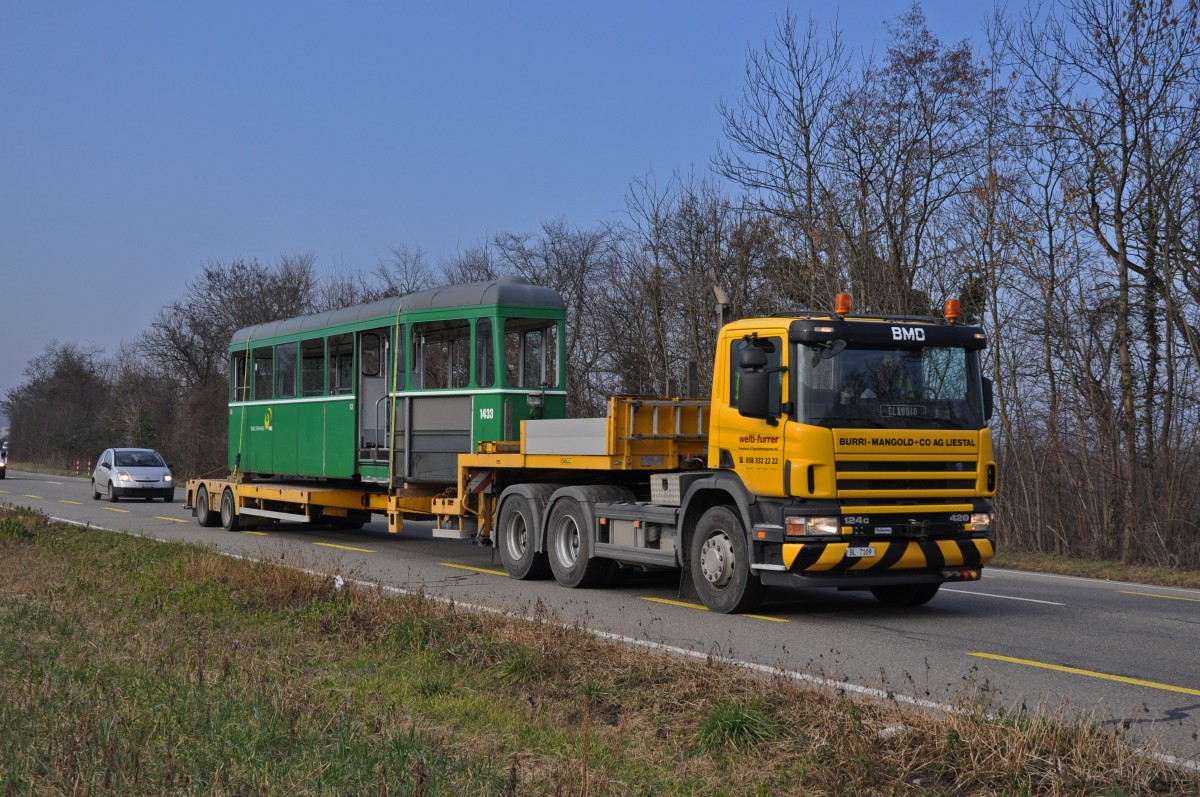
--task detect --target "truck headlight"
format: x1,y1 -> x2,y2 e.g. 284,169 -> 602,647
785,516 -> 840,536
970,513 -> 993,532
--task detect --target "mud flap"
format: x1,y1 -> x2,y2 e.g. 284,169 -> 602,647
677,558 -> 700,602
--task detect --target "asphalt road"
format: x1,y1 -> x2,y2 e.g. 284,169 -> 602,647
3,467 -> 1198,769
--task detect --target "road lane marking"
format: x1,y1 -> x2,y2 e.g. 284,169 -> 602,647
23,494 -> 43,499
245,531 -> 269,536
641,596 -> 789,623
102,507 -> 130,513
967,652 -> 1200,696
941,588 -> 1065,606
439,562 -> 509,577
1118,590 -> 1200,604
313,542 -> 375,553
155,516 -> 188,524
58,500 -> 82,505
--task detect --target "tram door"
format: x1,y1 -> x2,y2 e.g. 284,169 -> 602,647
358,329 -> 391,466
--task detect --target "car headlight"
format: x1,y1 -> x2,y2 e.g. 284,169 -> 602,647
785,516 -> 840,536
164,474 -> 173,483
117,472 -> 132,482
970,513 -> 993,532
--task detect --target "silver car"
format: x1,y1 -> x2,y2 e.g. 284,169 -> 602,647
91,448 -> 175,502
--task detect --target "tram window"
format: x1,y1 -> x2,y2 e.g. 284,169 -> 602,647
504,319 -> 559,388
330,334 -> 354,394
412,319 -> 470,389
275,342 -> 297,399
253,346 -> 273,400
231,351 -> 249,401
301,339 -> 325,396
476,319 -> 494,388
361,332 -> 382,377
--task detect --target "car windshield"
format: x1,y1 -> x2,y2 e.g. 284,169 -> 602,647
115,451 -> 165,468
795,344 -> 985,430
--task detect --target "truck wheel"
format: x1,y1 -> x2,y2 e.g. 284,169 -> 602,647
870,583 -> 940,607
220,488 -> 240,532
690,505 -> 764,613
497,494 -> 551,580
546,496 -> 612,588
195,485 -> 218,527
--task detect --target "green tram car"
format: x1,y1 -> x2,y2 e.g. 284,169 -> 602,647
227,276 -> 566,487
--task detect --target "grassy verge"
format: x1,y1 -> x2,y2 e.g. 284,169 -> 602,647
3,460 -> 88,478
990,550 -> 1200,590
1,507 -> 1196,796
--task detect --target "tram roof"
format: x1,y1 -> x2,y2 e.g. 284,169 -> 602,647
230,276 -> 564,345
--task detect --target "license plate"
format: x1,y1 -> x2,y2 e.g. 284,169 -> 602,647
846,546 -> 876,558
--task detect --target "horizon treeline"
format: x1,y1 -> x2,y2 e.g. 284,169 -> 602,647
6,1 -> 1200,568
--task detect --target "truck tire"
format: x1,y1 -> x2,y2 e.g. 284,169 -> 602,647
497,493 -> 551,580
220,488 -> 240,532
546,495 -> 613,588
690,505 -> 764,613
195,485 -> 218,527
870,583 -> 940,607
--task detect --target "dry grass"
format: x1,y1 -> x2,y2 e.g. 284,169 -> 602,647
1,505 -> 1197,796
991,549 -> 1200,589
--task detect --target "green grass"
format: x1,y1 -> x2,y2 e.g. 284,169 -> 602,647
0,504 -> 1197,796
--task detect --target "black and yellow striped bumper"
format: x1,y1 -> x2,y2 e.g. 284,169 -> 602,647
783,538 -> 994,574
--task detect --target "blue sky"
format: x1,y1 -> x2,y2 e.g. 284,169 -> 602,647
0,1 -> 988,417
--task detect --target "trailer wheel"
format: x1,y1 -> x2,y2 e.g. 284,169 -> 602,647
870,583 -> 940,607
690,505 -> 764,613
497,494 -> 551,580
546,496 -> 612,588
195,485 -> 218,527
220,488 -> 240,532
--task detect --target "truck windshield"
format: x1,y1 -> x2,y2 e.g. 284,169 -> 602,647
795,344 -> 985,430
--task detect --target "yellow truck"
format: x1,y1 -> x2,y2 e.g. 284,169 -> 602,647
441,296 -> 995,612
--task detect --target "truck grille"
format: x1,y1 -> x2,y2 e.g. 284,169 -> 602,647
836,460 -> 977,497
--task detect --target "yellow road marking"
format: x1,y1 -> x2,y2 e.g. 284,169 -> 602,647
102,507 -> 130,513
0,489 -> 10,494
155,516 -> 188,524
244,531 -> 269,536
1118,590 -> 1200,604
439,562 -> 509,577
59,500 -> 82,505
23,494 -> 43,499
641,596 -> 789,622
967,652 -> 1200,696
313,542 -> 376,553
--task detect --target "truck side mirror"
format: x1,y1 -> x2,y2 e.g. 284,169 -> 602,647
737,371 -> 771,419
982,377 -> 994,422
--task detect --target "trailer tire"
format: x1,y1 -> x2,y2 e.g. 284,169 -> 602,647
195,485 -> 218,527
870,583 -> 940,607
220,488 -> 240,532
497,493 -> 551,580
546,496 -> 612,588
690,505 -> 764,613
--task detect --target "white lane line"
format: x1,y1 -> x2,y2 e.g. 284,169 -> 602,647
942,588 -> 1065,606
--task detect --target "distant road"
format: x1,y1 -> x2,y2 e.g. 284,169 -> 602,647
3,467 -> 1198,769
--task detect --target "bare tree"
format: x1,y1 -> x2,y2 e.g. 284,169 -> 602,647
1007,0 -> 1200,563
